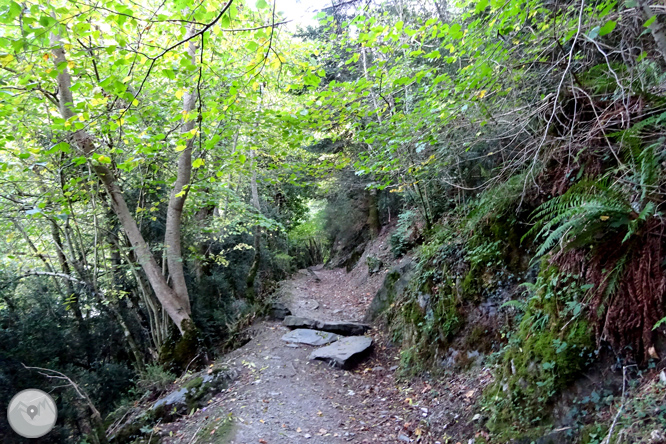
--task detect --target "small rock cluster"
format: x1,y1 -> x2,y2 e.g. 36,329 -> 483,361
281,315 -> 373,369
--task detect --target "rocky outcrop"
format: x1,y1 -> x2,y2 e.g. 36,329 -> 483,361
308,336 -> 373,369
283,315 -> 318,329
151,369 -> 235,421
364,258 -> 413,322
282,315 -> 371,336
109,367 -> 235,442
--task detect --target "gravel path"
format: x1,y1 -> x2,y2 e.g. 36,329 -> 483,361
162,266 -> 398,444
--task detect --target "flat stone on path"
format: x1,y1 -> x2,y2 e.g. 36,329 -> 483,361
283,315 -> 371,336
283,315 -> 317,329
308,336 -> 373,369
319,320 -> 371,336
281,328 -> 340,346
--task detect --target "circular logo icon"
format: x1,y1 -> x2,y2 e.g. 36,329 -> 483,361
7,389 -> 58,438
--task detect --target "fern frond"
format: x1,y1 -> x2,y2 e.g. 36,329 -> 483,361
528,178 -> 637,258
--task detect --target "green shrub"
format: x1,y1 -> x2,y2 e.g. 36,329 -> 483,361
137,364 -> 176,394
390,209 -> 418,257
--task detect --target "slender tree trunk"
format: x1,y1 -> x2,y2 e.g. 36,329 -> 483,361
246,154 -> 262,302
193,201 -> 215,283
165,25 -> 198,313
50,31 -> 193,334
50,219 -> 93,362
361,46 -> 381,124
108,225 -> 145,368
50,221 -> 84,321
431,0 -> 448,23
11,218 -> 61,292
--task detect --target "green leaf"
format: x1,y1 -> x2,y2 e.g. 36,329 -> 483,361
39,16 -> 55,27
599,20 -> 616,36
1,2 -> 22,23
654,317 -> 666,330
193,158 -> 204,169
476,0 -> 489,13
46,142 -> 71,154
644,15 -> 657,28
256,0 -> 269,8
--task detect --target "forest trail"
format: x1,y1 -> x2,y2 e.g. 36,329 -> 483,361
160,265 -> 412,444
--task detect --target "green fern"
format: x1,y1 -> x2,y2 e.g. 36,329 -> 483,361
527,142 -> 661,259
654,317 -> 666,330
526,179 -> 634,258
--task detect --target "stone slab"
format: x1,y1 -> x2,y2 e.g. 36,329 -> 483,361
282,315 -> 371,336
308,336 -> 373,369
281,329 -> 340,346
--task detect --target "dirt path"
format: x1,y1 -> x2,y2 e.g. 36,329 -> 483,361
219,267 -> 379,443
161,266 -> 406,444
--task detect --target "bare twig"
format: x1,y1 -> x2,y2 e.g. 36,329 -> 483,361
22,364 -> 102,420
602,365 -> 633,444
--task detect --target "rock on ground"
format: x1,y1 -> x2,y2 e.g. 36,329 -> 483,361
308,336 -> 373,369
268,301 -> 292,320
150,370 -> 234,421
283,315 -> 371,336
109,368 -> 235,441
281,328 -> 340,346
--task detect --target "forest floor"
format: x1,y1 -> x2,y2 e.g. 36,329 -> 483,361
158,234 -> 490,444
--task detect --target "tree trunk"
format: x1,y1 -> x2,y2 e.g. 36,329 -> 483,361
193,201 -> 215,283
431,0 -> 448,23
165,25 -> 198,312
246,152 -> 262,302
50,219 -> 93,362
108,226 -> 145,369
50,31 -> 193,335
11,218 -> 61,293
361,46 -> 381,124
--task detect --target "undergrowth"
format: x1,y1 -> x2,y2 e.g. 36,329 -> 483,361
483,265 -> 596,438
380,137 -> 666,441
